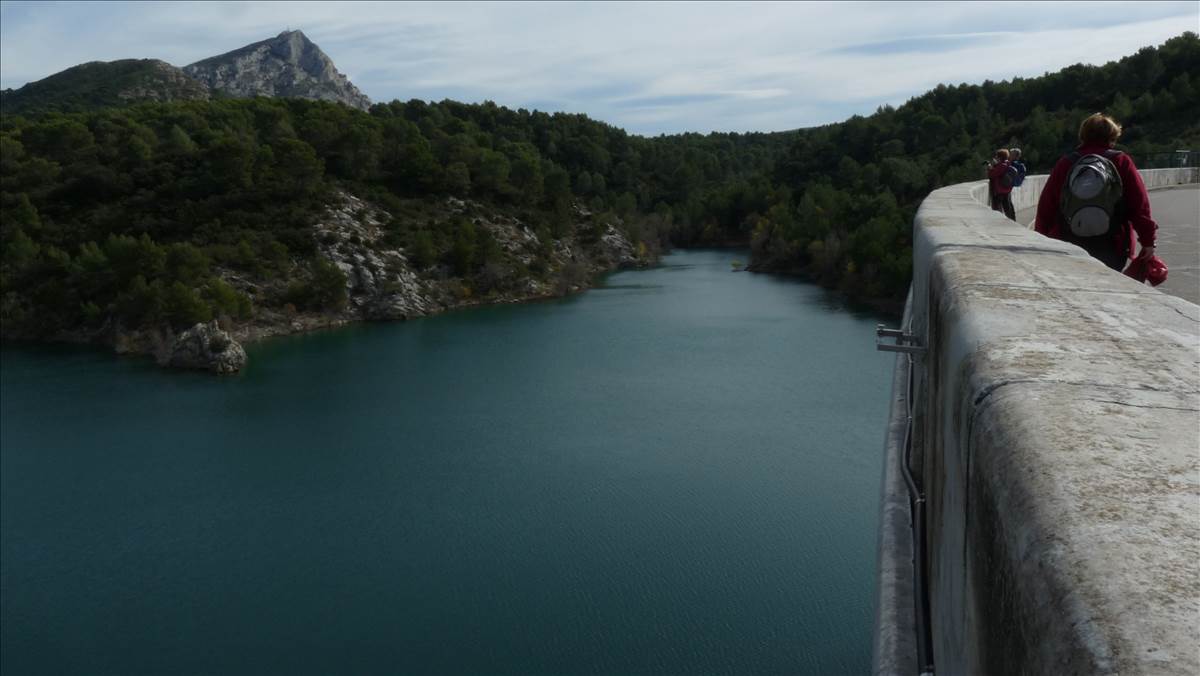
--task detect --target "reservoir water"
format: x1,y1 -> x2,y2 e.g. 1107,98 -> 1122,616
1,249 -> 892,675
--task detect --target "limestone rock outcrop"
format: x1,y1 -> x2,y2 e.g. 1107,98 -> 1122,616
308,191 -> 649,325
183,30 -> 370,110
162,320 -> 248,374
4,30 -> 370,114
314,192 -> 437,320
597,224 -> 639,268
116,60 -> 212,103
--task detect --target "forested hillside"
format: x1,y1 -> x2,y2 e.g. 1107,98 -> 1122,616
0,59 -> 211,114
754,31 -> 1199,301
1,32 -> 1196,343
0,95 -> 787,340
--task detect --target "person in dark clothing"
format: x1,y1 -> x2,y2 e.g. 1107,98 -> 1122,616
1034,113 -> 1157,271
987,149 -> 1016,220
1009,148 -> 1027,187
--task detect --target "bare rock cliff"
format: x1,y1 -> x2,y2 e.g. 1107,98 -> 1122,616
183,30 -> 370,110
159,320 -> 248,374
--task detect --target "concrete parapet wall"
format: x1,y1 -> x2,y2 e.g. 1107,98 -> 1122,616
878,168 -> 1200,674
971,166 -> 1199,219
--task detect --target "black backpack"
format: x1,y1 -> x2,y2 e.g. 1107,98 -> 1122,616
1058,150 -> 1124,240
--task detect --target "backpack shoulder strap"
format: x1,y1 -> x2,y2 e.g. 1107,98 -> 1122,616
1101,149 -> 1126,203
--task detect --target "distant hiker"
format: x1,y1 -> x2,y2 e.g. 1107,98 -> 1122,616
1034,113 -> 1157,271
1009,148 -> 1027,188
987,148 -> 1016,220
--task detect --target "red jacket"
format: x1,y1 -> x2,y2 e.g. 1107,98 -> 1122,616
1034,144 -> 1157,256
988,160 -> 1013,195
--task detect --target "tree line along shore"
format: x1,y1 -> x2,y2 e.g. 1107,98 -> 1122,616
1,32 -> 1196,353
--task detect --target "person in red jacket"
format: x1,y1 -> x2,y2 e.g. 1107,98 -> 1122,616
987,149 -> 1016,220
1035,113 -> 1157,271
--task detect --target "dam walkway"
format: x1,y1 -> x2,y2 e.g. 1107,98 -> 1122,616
874,167 -> 1199,676
1015,185 -> 1199,303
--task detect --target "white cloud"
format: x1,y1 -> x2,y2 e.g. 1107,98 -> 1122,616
723,89 -> 790,101
1,1 -> 1196,134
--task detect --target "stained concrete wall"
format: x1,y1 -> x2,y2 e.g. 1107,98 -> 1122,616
875,168 -> 1200,675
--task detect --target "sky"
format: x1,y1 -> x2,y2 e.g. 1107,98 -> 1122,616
1,1 -> 1196,136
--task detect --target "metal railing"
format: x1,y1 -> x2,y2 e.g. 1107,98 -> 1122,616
1139,150 -> 1197,169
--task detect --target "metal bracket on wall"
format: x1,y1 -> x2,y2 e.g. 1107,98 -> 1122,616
876,325 -> 925,355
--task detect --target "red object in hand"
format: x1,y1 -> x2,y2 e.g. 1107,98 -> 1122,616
1124,255 -> 1169,287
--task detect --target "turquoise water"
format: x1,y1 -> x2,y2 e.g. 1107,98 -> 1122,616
1,250 -> 892,674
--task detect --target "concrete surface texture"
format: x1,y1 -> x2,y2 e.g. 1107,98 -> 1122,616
876,167 -> 1199,675
1012,180 -> 1198,304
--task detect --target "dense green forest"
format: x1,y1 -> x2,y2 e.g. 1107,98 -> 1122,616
2,32 -> 1197,339
0,95 -> 788,337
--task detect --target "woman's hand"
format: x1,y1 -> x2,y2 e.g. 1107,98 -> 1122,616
1137,245 -> 1156,260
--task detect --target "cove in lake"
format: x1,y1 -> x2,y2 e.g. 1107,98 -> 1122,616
1,249 -> 892,675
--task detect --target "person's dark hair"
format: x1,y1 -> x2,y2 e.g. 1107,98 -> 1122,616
1079,113 -> 1122,146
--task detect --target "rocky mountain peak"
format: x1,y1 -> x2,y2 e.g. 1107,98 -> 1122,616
265,30 -> 329,75
183,30 -> 371,110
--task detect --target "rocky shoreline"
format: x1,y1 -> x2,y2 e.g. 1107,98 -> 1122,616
16,191 -> 655,374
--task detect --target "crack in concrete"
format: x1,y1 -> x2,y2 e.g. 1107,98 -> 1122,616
973,378 -> 1040,407
955,282 -> 1160,296
1086,399 -> 1200,413
1169,305 -> 1200,323
972,378 -> 1196,409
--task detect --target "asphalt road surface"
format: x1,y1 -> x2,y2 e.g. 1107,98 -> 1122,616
1015,186 -> 1199,305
